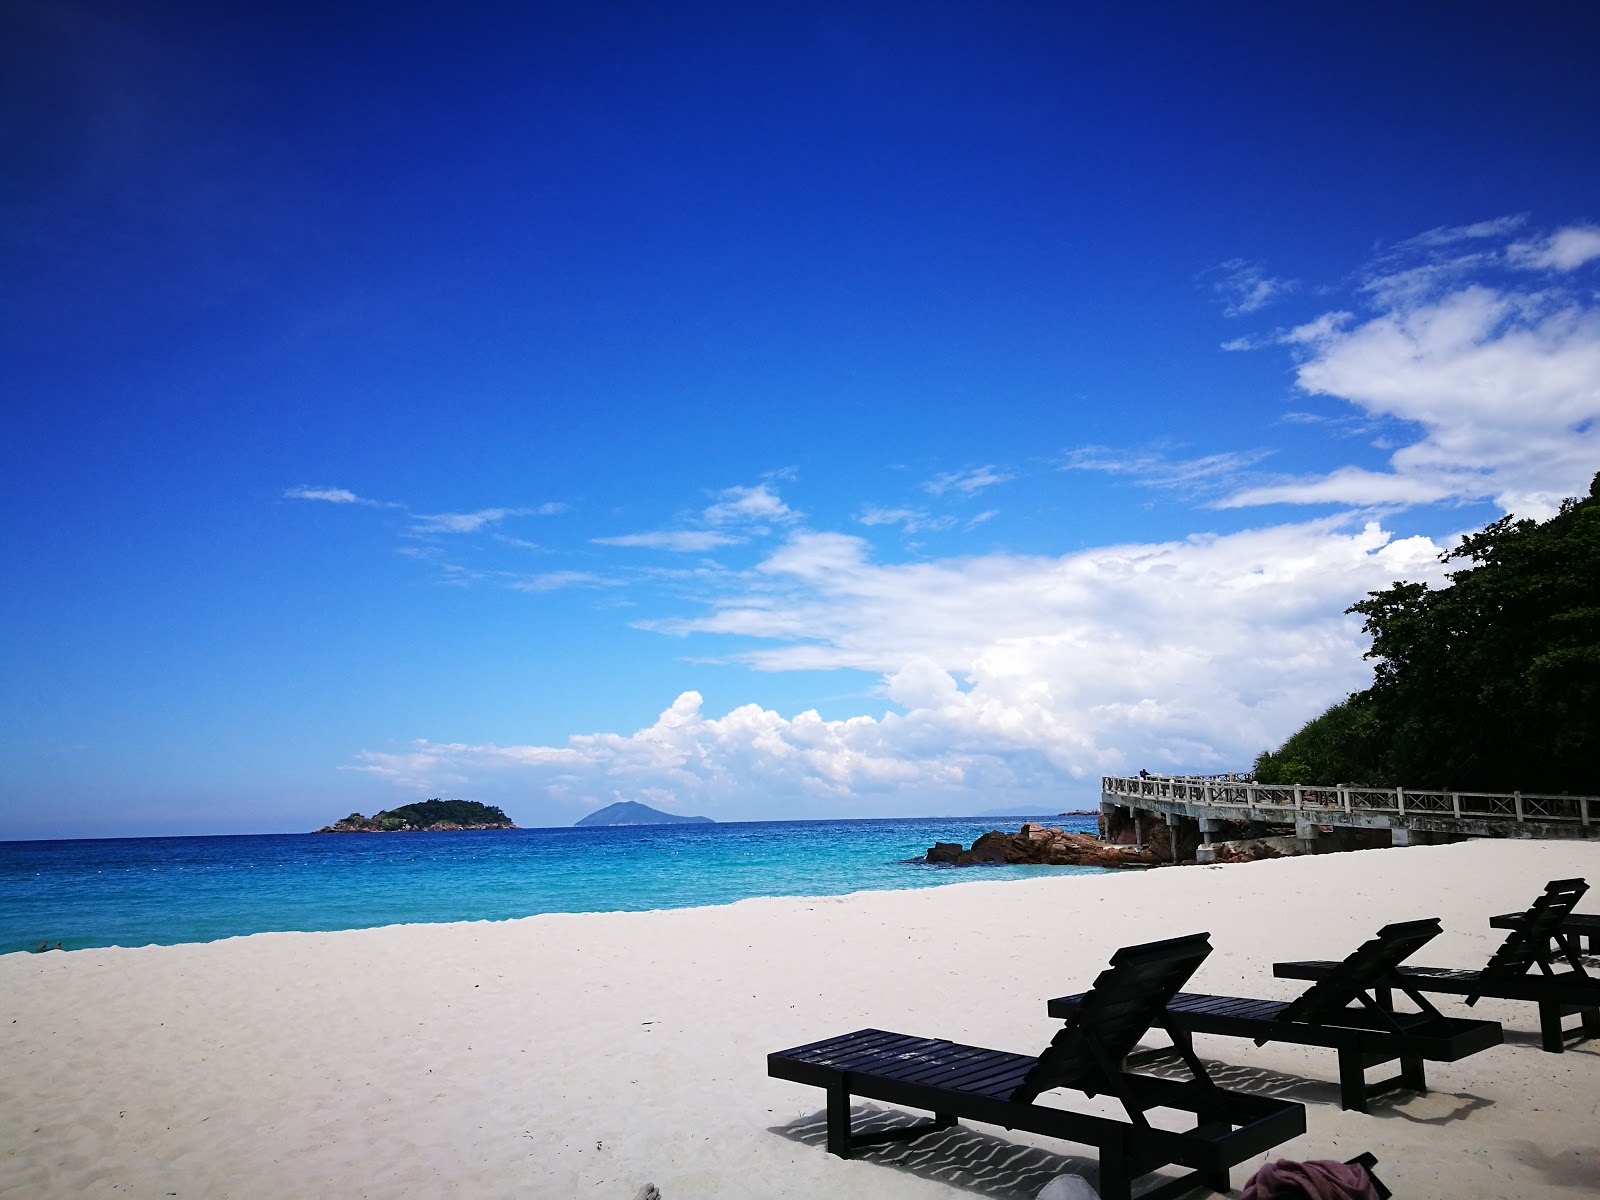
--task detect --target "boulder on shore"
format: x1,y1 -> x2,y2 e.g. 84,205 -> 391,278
925,824 -> 1164,868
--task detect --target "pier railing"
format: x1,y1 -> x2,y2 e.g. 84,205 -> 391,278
1102,774 -> 1594,829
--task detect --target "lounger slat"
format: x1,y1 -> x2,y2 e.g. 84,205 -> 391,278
826,1038 -> 956,1072
881,1046 -> 1014,1086
777,1028 -> 918,1060
944,1056 -> 1040,1095
793,1034 -> 934,1065
1171,993 -> 1289,1021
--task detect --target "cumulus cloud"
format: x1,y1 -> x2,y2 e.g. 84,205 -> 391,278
355,690 -> 977,811
923,465 -> 1016,496
360,516 -> 1450,817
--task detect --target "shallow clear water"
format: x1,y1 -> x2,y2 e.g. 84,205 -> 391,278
0,813 -> 1101,953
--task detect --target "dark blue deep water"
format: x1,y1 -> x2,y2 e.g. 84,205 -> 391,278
0,813 -> 1102,954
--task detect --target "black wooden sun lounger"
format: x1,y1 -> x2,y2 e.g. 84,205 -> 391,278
1047,917 -> 1502,1112
768,934 -> 1306,1200
1491,905 -> 1600,953
1277,879 -> 1600,1053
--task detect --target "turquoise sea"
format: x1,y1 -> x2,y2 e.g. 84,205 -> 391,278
0,813 -> 1101,955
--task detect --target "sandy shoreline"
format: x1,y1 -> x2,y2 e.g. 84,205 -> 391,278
3,839 -> 1599,1198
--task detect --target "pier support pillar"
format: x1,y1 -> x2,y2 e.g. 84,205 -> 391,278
1195,818 -> 1224,864
1391,826 -> 1428,847
1294,819 -> 1323,854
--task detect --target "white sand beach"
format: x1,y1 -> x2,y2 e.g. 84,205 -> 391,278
3,839 -> 1599,1199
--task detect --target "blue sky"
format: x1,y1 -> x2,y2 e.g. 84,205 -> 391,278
4,2 -> 1599,839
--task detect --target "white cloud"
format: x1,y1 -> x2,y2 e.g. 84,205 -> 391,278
1359,254 -> 1496,308
355,690 -> 972,809
594,530 -> 742,552
1400,215 -> 1527,248
509,570 -> 615,593
1508,224 -> 1600,272
1219,466 -> 1457,509
411,507 -> 532,534
702,482 -> 797,526
360,516 -> 1451,817
1210,258 -> 1295,317
285,485 -> 381,505
855,504 -> 955,534
1061,446 -> 1271,492
923,465 -> 1016,496
590,480 -> 798,553
1223,222 -> 1600,519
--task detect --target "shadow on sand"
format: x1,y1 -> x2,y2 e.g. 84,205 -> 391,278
770,1104 -> 1105,1199
1123,1045 -> 1493,1125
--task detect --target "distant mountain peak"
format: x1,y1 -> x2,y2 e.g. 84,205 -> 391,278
574,800 -> 713,827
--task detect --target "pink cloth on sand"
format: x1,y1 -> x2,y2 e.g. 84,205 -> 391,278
1241,1158 -> 1379,1200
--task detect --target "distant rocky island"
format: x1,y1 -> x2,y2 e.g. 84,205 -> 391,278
315,799 -> 517,833
574,800 -> 713,827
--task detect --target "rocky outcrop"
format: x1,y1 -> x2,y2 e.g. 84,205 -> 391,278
1207,840 -> 1285,863
925,821 -> 1292,868
926,824 -> 1164,868
315,815 -> 517,833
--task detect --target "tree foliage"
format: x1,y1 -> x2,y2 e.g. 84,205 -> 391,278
1256,472 -> 1600,793
379,798 -> 513,827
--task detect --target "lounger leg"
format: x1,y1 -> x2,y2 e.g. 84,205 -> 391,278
1538,1001 -> 1567,1053
1581,1007 -> 1600,1039
1335,1045 -> 1369,1113
1399,1054 -> 1427,1096
825,1082 -> 852,1158
1096,1131 -> 1132,1200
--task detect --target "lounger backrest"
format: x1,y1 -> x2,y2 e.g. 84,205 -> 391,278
1012,933 -> 1211,1101
1481,878 -> 1589,980
1279,918 -> 1443,1024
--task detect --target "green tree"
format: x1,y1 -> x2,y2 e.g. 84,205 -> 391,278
1252,696 -> 1387,785
1258,471 -> 1600,792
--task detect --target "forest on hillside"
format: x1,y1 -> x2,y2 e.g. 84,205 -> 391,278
1254,472 -> 1600,794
